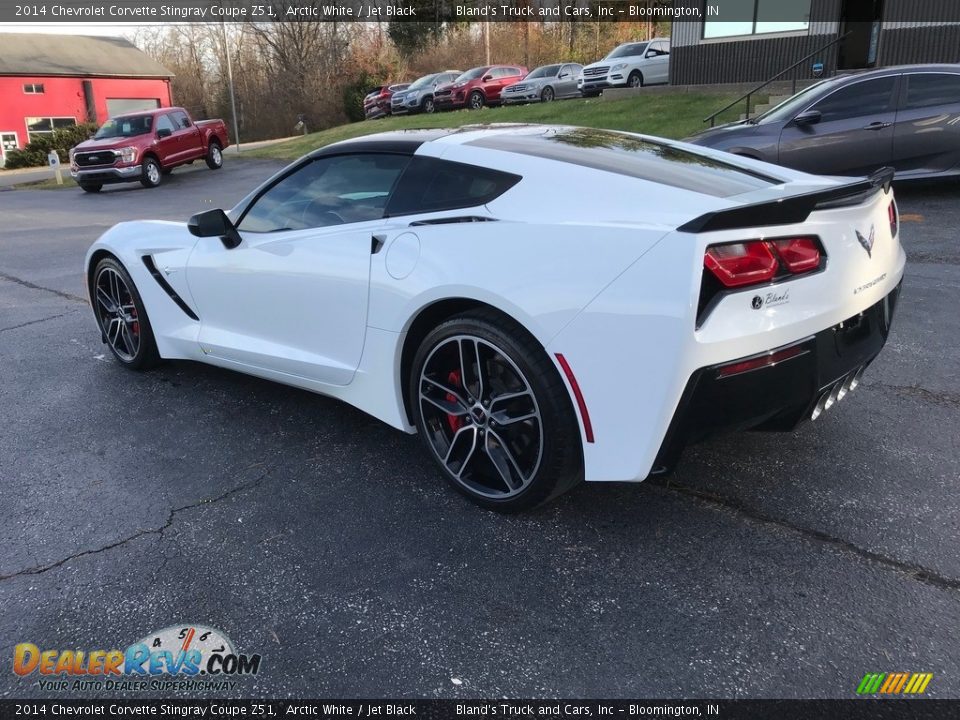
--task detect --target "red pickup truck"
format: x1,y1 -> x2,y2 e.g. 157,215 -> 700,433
70,107 -> 230,192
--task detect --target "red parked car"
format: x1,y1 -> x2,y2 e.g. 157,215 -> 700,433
70,107 -> 229,193
363,83 -> 410,120
434,65 -> 528,110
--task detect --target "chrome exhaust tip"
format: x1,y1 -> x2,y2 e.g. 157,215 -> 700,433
811,389 -> 831,421
849,365 -> 867,392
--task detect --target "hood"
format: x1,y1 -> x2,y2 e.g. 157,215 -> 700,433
684,119 -> 761,145
506,77 -> 547,90
73,136 -> 147,152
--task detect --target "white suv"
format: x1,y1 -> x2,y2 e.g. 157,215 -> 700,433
578,38 -> 670,96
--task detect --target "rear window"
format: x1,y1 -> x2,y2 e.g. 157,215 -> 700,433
385,157 -> 521,216
468,128 -> 780,198
904,72 -> 960,110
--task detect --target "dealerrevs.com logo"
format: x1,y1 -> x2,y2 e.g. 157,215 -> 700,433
13,624 -> 262,692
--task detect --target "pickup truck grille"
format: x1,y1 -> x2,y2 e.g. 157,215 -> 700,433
582,66 -> 609,77
74,150 -> 117,167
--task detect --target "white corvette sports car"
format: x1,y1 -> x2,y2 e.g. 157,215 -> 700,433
85,125 -> 905,511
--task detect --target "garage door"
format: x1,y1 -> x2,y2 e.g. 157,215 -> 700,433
106,98 -> 161,116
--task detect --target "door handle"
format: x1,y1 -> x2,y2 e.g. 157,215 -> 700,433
864,121 -> 892,130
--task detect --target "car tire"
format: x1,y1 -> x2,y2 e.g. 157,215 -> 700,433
422,97 -> 435,114
80,183 -> 102,193
140,157 -> 162,188
541,86 -> 555,102
469,91 -> 485,110
91,256 -> 161,371
205,141 -> 223,170
628,71 -> 644,88
410,309 -> 584,512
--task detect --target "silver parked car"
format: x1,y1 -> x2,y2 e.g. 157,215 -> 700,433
688,64 -> 960,179
500,63 -> 584,104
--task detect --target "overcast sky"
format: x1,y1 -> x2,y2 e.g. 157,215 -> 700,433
0,22 -> 155,38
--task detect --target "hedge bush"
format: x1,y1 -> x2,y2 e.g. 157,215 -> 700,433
2,123 -> 98,170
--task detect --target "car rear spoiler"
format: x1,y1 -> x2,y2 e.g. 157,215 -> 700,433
678,166 -> 894,234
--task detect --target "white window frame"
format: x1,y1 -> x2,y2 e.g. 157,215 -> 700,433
22,83 -> 45,94
702,0 -> 811,41
24,116 -> 77,142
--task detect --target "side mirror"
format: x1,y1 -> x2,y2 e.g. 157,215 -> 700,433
157,128 -> 172,139
793,109 -> 822,126
188,208 -> 242,249
482,74 -> 493,82
645,50 -> 657,58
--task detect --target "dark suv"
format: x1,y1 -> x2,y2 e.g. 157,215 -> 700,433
434,65 -> 528,110
390,71 -> 461,115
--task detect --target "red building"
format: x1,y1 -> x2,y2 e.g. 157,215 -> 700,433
0,33 -> 173,166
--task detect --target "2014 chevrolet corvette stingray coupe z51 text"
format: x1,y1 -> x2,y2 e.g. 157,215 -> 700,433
84,125 -> 905,511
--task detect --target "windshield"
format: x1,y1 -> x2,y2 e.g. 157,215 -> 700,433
94,115 -> 153,139
755,79 -> 832,124
408,74 -> 439,90
526,65 -> 561,80
455,67 -> 489,83
605,43 -> 647,60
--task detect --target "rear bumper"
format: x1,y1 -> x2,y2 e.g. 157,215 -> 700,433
652,283 -> 901,473
71,165 -> 140,184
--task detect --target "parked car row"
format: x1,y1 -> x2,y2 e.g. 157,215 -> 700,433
362,37 -> 672,120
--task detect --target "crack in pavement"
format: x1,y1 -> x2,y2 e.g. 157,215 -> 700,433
863,381 -> 960,409
652,481 -> 960,593
0,271 -> 87,304
0,310 -> 77,334
0,465 -> 271,582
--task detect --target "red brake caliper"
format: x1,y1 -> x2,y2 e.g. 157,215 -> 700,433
130,307 -> 139,337
446,370 -> 464,433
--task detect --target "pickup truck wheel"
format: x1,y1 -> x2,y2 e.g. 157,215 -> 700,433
206,142 -> 223,170
140,158 -> 162,188
80,183 -> 102,193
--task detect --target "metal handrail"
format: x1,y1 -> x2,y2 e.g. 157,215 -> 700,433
703,31 -> 852,127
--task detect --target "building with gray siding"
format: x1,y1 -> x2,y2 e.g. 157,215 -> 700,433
669,0 -> 960,86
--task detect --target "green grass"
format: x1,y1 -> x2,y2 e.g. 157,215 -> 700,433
245,92 -> 753,161
11,176 -> 78,190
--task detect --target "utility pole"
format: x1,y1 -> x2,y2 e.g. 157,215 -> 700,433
222,21 -> 240,151
484,21 -> 490,65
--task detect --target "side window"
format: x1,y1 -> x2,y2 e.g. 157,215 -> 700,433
238,153 -> 410,233
811,77 -> 897,122
155,114 -> 175,134
904,73 -> 960,110
170,110 -> 190,129
490,68 -> 507,79
385,157 -> 521,217
508,68 -> 522,77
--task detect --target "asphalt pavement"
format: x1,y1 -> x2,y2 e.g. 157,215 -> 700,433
0,159 -> 958,700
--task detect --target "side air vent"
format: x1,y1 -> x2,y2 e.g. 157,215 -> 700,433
141,255 -> 199,321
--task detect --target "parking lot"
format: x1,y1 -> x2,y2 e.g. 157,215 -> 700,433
1,159 -> 958,699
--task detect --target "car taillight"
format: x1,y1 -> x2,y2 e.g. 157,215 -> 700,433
703,236 -> 822,289
771,237 -> 821,273
703,242 -> 779,288
889,199 -> 898,237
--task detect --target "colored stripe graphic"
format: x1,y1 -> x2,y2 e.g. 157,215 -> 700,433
858,672 -> 933,695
